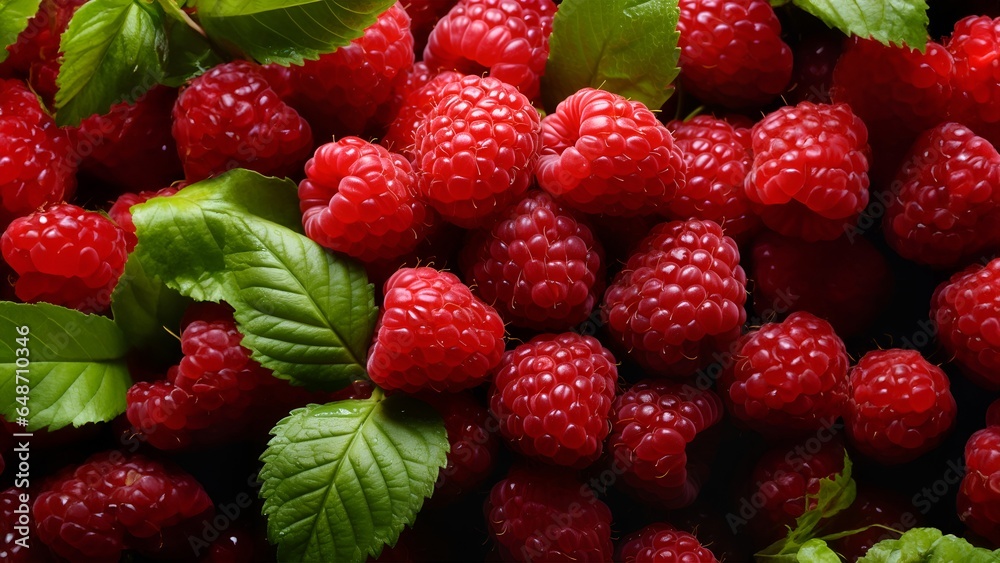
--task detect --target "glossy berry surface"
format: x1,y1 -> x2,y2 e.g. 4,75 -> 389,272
958,426 -> 1000,545
616,523 -> 719,563
932,257 -> 1000,389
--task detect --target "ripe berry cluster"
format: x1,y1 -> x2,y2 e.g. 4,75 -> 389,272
4,0 -> 1000,561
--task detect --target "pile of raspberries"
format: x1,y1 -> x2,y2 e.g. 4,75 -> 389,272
4,0 -> 1000,561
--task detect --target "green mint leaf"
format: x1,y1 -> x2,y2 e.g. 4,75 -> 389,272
0,302 -> 131,431
796,539 -> 840,563
131,169 -> 377,390
55,0 -> 167,126
260,393 -> 449,562
542,0 -> 681,112
111,255 -> 191,363
0,0 -> 42,64
757,453 -> 857,560
791,0 -> 929,50
859,528 -> 1000,562
192,0 -> 396,65
159,0 -> 224,86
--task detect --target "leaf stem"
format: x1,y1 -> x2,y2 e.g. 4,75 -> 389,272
157,0 -> 207,38
370,386 -> 385,402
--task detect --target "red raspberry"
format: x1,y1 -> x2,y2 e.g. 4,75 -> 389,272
883,122 -> 1000,268
0,487 -> 40,563
958,426 -> 1000,545
931,257 -> 1000,389
846,349 -> 957,464
608,380 -> 724,507
750,230 -> 892,337
536,88 -> 687,217
404,0 -> 459,53
0,79 -> 77,227
33,451 -> 213,562
746,438 -> 846,543
602,219 -> 747,376
490,333 -> 617,467
1,204 -> 127,313
0,0 -> 86,105
420,391 -> 499,500
665,115 -> 759,241
784,32 -> 843,105
367,267 -> 506,392
284,3 -> 414,140
745,101 -> 870,241
413,74 -> 540,227
171,61 -> 313,182
947,16 -> 1000,146
676,0 -> 792,108
616,523 -> 718,562
298,137 -> 435,262
126,309 -> 292,449
423,0 -> 556,100
74,86 -> 183,193
722,312 -> 849,436
109,185 -> 182,252
486,465 -> 614,561
460,190 -> 605,330
382,69 -> 464,159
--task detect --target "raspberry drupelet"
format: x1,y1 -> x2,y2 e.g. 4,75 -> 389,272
617,523 -> 719,562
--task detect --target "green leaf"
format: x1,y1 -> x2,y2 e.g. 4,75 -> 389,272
790,0 -> 929,50
796,539 -> 840,563
757,453 -> 858,561
159,0 -> 224,86
131,169 -> 377,390
193,0 -> 396,65
0,303 -> 132,431
542,0 -> 681,112
0,0 -> 42,64
111,255 -> 191,363
55,0 -> 167,126
260,393 -> 449,562
859,527 -> 1000,562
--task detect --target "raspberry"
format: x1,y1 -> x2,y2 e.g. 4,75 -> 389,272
745,101 -> 870,241
665,115 -> 759,241
931,257 -> 1000,389
382,69 -> 464,159
171,61 -> 313,182
490,333 -> 617,467
405,0 -> 459,53
284,3 -> 414,140
831,38 -> 953,172
367,267 -> 506,392
420,391 -> 499,500
602,219 -> 747,376
486,465 -> 614,561
0,79 -> 77,227
608,380 -> 724,507
616,523 -> 719,562
946,16 -> 1000,146
1,204 -> 127,313
676,0 -> 792,108
750,230 -> 892,337
784,32 -> 843,105
423,0 -> 556,100
536,88 -> 687,216
33,451 -> 213,562
1,487 -> 38,562
0,0 -> 86,105
109,185 -> 182,252
126,308 -> 292,449
883,122 -> 1000,268
846,349 -> 957,464
413,74 -> 540,227
298,137 -> 435,262
460,190 -> 605,330
745,438 -> 846,543
958,426 -> 1000,545
74,86 -> 183,193
722,311 -> 849,436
